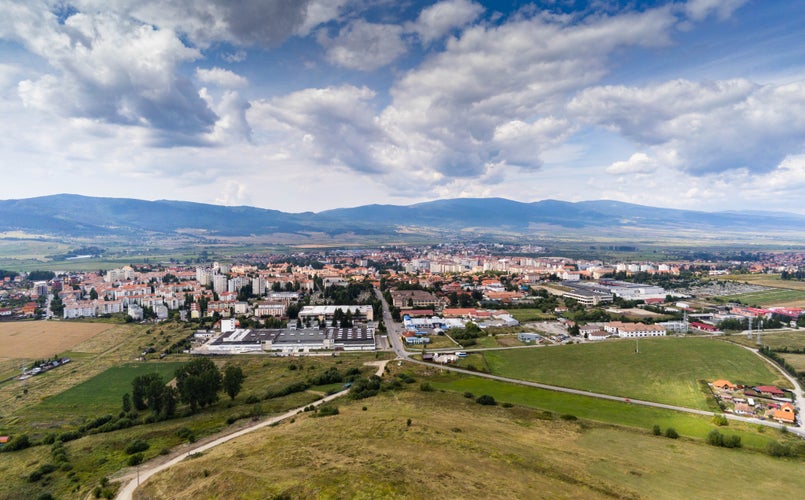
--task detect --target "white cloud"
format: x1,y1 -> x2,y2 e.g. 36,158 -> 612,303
682,0 -> 748,22
606,153 -> 659,174
321,20 -> 406,71
409,0 -> 484,45
196,67 -> 248,88
570,79 -> 805,175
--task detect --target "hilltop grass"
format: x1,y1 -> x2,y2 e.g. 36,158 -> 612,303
480,337 -> 788,409
137,388 -> 805,500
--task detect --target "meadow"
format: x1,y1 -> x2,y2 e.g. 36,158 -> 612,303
480,337 -> 788,409
721,288 -> 805,307
137,386 -> 805,500
727,330 -> 805,351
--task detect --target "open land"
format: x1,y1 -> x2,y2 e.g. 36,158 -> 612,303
479,337 -> 789,410
137,388 -> 805,500
0,321 -> 114,361
727,331 -> 805,351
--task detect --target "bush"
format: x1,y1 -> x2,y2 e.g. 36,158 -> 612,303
463,391 -> 474,399
244,395 -> 260,404
652,425 -> 662,436
4,434 -> 32,451
665,428 -> 679,439
419,382 -> 434,392
502,402 -> 513,408
476,395 -> 496,406
125,440 -> 150,455
127,453 -> 144,466
315,406 -> 339,417
560,414 -> 578,421
712,415 -> 728,426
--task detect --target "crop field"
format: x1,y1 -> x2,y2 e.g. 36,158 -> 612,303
480,338 -> 788,409
721,288 -> 805,307
0,321 -> 114,361
779,353 -> 805,372
719,274 -> 805,292
32,362 -> 187,419
137,388 -> 805,500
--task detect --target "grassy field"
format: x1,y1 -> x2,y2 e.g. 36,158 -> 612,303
33,362 -> 187,417
0,353 -> 382,499
137,387 -> 805,500
721,288 -> 805,307
779,353 -> 805,371
0,321 -> 115,361
719,274 -> 805,292
727,331 -> 805,350
509,308 -> 556,323
480,337 -> 788,409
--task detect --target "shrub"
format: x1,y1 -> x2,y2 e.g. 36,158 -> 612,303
476,395 -> 496,406
560,414 -> 578,421
127,453 -> 144,466
315,406 -> 339,417
177,427 -> 196,442
665,428 -> 679,439
463,391 -> 474,399
712,415 -> 728,426
4,434 -> 32,451
406,418 -> 412,427
419,382 -> 434,392
244,395 -> 260,404
723,435 -> 742,449
652,425 -> 661,436
707,430 -> 723,446
502,402 -> 513,408
125,440 -> 150,455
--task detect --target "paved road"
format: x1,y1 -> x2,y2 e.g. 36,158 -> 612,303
373,288 -> 805,438
115,360 -> 389,500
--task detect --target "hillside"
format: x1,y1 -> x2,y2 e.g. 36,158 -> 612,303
137,388 -> 805,499
1,194 -> 804,243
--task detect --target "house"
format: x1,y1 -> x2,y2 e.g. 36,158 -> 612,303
733,403 -> 753,415
711,380 -> 736,391
773,403 -> 796,424
517,332 -> 542,343
586,330 -> 609,341
755,386 -> 786,398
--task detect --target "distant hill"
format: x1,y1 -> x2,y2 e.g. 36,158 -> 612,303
0,194 -> 803,242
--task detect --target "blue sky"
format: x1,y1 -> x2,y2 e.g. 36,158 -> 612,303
2,0 -> 805,214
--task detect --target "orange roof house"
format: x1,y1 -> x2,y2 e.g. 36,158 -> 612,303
711,380 -> 736,390
773,403 -> 796,424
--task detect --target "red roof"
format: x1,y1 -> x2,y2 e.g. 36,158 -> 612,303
755,386 -> 786,395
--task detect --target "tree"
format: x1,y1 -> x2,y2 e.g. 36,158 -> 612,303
122,393 -> 132,413
89,288 -> 99,300
222,365 -> 245,400
176,358 -> 222,412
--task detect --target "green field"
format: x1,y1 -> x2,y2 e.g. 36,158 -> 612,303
480,337 -> 788,409
721,288 -> 805,307
510,308 -> 556,323
33,362 -> 186,417
779,353 -> 805,371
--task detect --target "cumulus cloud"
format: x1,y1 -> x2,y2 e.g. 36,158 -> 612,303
249,85 -> 385,172
683,0 -> 749,22
606,153 -> 660,174
72,0 -> 313,48
408,0 -> 484,45
570,79 -> 805,174
320,20 -> 407,71
196,67 -> 248,88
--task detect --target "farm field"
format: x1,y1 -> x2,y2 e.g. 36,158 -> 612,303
719,274 -> 805,292
779,353 -> 805,372
137,387 -> 805,500
0,321 -> 114,361
480,337 -> 788,410
0,321 -> 193,418
721,288 -> 805,307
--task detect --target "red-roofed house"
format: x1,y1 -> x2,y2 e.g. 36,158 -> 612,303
773,403 -> 796,424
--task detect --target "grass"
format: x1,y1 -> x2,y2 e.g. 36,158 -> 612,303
480,337 -> 789,409
718,273 -> 805,292
778,353 -> 805,371
720,288 -> 805,307
136,387 -> 805,500
727,331 -> 805,351
509,308 -> 556,323
0,321 -> 115,361
32,362 -> 187,418
0,353 -> 381,499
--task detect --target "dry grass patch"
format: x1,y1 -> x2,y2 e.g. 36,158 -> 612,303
0,321 -> 113,360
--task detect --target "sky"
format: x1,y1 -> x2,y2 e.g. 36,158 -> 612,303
2,0 -> 805,214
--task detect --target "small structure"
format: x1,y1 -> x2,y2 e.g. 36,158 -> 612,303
711,379 -> 736,391
773,403 -> 796,424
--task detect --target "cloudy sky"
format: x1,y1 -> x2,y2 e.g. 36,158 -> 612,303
2,0 -> 805,214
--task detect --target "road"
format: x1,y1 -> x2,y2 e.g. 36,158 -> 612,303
115,360 -> 389,500
374,288 -> 805,438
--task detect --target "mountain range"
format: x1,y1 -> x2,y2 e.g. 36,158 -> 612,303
0,194 -> 803,243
